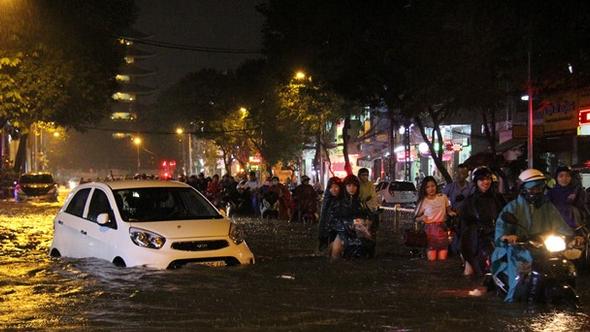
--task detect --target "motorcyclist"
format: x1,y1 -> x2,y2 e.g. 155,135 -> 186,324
206,174 -> 222,207
459,167 -> 506,276
269,176 -> 291,220
318,176 -> 343,251
546,166 -> 589,230
491,168 -> 574,302
328,175 -> 373,259
291,175 -> 318,223
443,163 -> 471,255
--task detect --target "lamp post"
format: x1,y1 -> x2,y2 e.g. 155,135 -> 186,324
133,136 -> 142,171
176,127 -> 186,175
527,50 -> 534,169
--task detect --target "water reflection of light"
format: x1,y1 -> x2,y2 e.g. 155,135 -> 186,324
530,312 -> 589,332
0,198 -> 88,329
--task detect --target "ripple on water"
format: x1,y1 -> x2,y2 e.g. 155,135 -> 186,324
1,201 -> 590,330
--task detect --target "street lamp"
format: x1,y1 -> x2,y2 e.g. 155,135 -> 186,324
294,71 -> 306,81
133,136 -> 142,171
239,107 -> 248,119
176,127 -> 186,175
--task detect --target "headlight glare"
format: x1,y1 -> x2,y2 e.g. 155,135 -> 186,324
229,223 -> 244,245
544,235 -> 566,253
129,227 -> 166,249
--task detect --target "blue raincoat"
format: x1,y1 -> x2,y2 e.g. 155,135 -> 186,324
491,195 -> 573,302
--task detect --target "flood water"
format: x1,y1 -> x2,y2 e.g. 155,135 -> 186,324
1,196 -> 590,331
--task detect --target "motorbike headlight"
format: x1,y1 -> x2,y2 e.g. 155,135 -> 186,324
229,222 -> 244,245
544,235 -> 566,253
129,227 -> 166,249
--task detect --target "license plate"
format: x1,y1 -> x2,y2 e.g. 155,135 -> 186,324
192,260 -> 226,267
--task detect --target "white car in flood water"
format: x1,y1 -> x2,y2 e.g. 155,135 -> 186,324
49,180 -> 255,269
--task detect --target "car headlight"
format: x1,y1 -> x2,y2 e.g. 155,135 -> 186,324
129,227 -> 166,249
544,235 -> 566,253
229,223 -> 244,245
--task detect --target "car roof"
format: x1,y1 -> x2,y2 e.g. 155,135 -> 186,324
81,180 -> 191,190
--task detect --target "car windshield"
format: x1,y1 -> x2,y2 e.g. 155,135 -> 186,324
113,187 -> 222,222
20,174 -> 53,184
390,182 -> 416,191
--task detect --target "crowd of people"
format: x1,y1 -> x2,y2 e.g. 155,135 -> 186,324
177,171 -> 321,223
415,164 -> 589,302
97,162 -> 590,285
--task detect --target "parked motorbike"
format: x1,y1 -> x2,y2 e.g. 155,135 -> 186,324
486,212 -> 579,305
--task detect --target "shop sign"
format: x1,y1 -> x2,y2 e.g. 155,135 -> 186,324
541,100 -> 577,134
578,125 -> 590,136
579,108 -> 590,125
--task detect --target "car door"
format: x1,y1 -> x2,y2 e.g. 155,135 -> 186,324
57,188 -> 92,257
85,188 -> 118,262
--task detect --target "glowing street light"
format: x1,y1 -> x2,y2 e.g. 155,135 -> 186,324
239,107 -> 248,119
175,128 -> 187,174
294,71 -> 306,81
132,137 -> 142,171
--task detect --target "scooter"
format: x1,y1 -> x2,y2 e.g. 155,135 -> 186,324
486,212 -> 579,305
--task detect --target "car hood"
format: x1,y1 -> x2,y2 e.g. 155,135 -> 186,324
128,219 -> 231,239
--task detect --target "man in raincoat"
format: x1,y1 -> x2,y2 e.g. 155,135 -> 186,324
491,169 -> 573,302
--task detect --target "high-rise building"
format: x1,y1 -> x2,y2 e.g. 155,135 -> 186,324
112,29 -> 155,134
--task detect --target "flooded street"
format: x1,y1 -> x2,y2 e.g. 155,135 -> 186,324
1,195 -> 590,331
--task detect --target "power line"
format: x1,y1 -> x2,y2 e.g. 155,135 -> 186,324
126,37 -> 263,55
79,125 -> 259,135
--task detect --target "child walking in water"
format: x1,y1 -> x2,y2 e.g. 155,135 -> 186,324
414,176 -> 456,261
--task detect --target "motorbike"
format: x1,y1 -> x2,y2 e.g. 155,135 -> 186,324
486,212 -> 579,305
569,223 -> 590,269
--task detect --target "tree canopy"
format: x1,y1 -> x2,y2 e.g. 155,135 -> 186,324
258,0 -> 590,181
0,0 -> 137,130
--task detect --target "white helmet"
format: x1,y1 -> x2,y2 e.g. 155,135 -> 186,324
518,168 -> 545,183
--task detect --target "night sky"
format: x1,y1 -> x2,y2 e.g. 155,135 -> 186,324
135,0 -> 264,92
58,1 -> 265,174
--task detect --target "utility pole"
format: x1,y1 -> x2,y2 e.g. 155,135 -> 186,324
527,49 -> 534,169
188,132 -> 193,175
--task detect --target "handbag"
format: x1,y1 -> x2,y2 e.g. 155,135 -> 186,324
403,226 -> 427,248
403,200 -> 427,248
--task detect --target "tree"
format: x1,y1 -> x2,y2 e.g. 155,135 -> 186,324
260,0 -> 590,183
0,0 -> 137,172
276,77 -> 348,175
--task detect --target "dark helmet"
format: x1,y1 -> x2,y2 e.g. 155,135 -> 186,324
471,166 -> 493,182
326,176 -> 342,188
554,165 -> 572,178
342,174 -> 360,187
301,175 -> 310,183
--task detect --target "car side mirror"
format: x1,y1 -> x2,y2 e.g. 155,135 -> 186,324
218,209 -> 227,218
97,213 -> 110,225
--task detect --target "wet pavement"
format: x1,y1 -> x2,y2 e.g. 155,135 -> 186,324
1,193 -> 590,331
